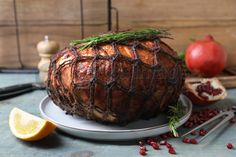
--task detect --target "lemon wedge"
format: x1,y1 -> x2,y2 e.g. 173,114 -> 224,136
9,107 -> 56,141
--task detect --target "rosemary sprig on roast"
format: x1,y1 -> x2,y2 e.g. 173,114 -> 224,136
70,28 -> 170,50
168,101 -> 185,137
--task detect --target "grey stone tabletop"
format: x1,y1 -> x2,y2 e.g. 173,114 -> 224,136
0,74 -> 236,157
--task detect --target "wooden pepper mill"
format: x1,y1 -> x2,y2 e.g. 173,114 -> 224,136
37,35 -> 59,82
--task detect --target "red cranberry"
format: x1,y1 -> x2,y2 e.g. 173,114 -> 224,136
139,149 -> 146,156
182,138 -> 190,143
168,148 -> 176,154
190,139 -> 198,144
227,143 -> 234,149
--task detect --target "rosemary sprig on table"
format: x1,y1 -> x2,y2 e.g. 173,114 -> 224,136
70,28 -> 170,50
168,101 -> 185,137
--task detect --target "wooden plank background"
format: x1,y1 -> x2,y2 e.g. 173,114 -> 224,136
0,0 -> 236,68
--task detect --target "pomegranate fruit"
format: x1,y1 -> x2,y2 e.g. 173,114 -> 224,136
184,78 -> 227,105
185,35 -> 227,77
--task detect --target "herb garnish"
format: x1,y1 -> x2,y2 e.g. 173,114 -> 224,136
168,101 -> 185,137
70,28 -> 170,50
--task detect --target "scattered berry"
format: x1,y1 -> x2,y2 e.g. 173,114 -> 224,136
168,148 -> 176,154
190,138 -> 198,144
227,143 -> 234,149
184,109 -> 220,128
151,142 -> 159,150
140,146 -> 147,151
182,138 -> 190,143
166,143 -> 172,148
139,149 -> 146,156
146,138 -> 156,145
199,129 -> 207,136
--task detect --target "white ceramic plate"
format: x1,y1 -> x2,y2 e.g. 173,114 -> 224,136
39,94 -> 192,141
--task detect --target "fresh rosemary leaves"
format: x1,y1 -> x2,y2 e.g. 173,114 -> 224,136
70,28 -> 170,50
168,101 -> 185,137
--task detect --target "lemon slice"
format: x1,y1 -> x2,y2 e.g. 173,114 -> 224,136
9,107 -> 56,141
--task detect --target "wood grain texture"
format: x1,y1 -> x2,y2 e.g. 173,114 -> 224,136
112,0 -> 236,21
0,27 -> 20,68
0,0 -> 107,68
0,0 -> 14,26
0,0 -> 236,68
112,0 -> 236,67
16,0 -> 107,25
0,24 -> 107,68
218,76 -> 236,88
18,25 -> 107,67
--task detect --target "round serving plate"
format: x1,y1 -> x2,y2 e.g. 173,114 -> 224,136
39,94 -> 192,141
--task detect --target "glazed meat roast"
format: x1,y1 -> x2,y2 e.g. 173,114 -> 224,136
47,29 -> 185,124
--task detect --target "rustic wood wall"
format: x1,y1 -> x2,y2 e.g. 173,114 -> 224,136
0,0 -> 236,68
0,0 -> 107,68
